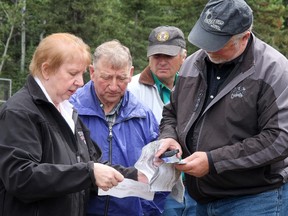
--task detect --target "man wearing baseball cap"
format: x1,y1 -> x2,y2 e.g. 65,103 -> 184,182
128,26 -> 197,215
128,25 -> 187,124
156,0 -> 288,215
128,26 -> 187,124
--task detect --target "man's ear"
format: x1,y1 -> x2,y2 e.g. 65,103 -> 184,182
130,66 -> 134,76
128,66 -> 134,82
243,31 -> 251,41
89,64 -> 95,80
182,50 -> 187,63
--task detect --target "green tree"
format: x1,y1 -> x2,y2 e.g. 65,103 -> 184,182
0,0 -> 288,94
0,0 -> 23,75
248,0 -> 288,56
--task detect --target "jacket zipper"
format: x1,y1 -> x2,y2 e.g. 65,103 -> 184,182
104,125 -> 113,216
108,125 -> 113,163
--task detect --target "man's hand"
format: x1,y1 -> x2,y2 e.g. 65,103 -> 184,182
155,138 -> 182,159
175,152 -> 209,177
93,163 -> 124,191
137,171 -> 148,184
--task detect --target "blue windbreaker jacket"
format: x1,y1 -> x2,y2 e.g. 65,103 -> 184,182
70,80 -> 166,216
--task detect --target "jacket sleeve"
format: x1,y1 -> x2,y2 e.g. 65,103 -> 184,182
0,109 -> 94,203
109,164 -> 138,180
159,88 -> 179,141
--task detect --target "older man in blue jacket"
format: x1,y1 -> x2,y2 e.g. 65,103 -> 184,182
70,40 -> 167,216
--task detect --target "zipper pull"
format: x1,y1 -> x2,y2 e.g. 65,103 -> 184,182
77,155 -> 80,163
107,125 -> 113,141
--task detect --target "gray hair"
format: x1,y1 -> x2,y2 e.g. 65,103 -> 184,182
92,40 -> 132,70
232,24 -> 253,41
180,48 -> 187,57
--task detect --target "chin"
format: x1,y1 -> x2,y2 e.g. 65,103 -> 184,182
208,57 -> 227,64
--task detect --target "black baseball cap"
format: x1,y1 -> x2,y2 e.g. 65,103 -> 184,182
147,26 -> 186,57
188,0 -> 253,52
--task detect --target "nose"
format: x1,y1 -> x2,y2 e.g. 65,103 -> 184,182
74,74 -> 84,87
108,78 -> 119,91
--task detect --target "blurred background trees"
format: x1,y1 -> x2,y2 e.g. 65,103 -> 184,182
1,0 -> 287,94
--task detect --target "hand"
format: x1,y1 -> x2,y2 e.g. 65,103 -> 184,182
155,138 -> 182,159
137,171 -> 148,184
175,151 -> 209,177
93,163 -> 124,191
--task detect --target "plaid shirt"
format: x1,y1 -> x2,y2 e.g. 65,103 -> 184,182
101,98 -> 123,127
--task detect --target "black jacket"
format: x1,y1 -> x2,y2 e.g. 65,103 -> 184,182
0,75 -> 136,216
159,35 -> 288,203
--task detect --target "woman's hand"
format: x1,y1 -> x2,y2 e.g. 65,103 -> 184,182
93,163 -> 124,191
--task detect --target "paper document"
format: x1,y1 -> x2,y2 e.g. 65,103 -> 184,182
98,140 -> 184,203
98,178 -> 154,200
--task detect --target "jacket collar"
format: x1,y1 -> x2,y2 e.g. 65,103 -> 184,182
26,75 -> 50,104
26,75 -> 65,121
71,80 -> 142,119
139,66 -> 155,86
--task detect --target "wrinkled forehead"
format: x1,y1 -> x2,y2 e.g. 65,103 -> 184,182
94,55 -> 131,71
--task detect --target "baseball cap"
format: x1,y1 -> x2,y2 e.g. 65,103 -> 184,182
188,0 -> 253,52
147,26 -> 186,57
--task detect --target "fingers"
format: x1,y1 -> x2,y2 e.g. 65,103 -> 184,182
174,152 -> 209,177
175,162 -> 189,171
137,171 -> 149,184
155,138 -> 182,158
114,170 -> 124,182
101,187 -> 110,191
94,163 -> 124,190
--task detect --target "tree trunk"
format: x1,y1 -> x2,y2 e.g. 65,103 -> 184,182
0,25 -> 14,75
20,0 -> 26,73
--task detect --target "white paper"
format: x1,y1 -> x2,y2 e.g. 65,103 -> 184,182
134,140 -> 184,203
98,178 -> 155,200
98,141 -> 184,203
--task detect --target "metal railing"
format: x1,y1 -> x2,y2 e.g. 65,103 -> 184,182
0,78 -> 12,106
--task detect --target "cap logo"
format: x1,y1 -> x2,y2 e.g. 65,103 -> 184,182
156,31 -> 170,42
204,8 -> 224,31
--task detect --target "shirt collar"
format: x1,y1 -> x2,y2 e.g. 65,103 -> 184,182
97,95 -> 122,117
34,76 -> 75,133
152,72 -> 178,89
151,72 -> 178,104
